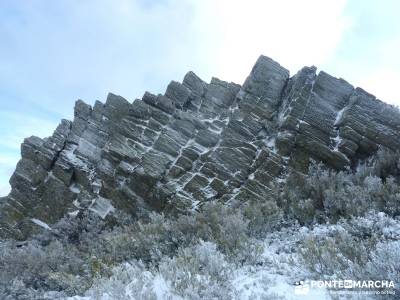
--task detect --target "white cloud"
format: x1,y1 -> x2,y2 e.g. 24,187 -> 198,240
354,39 -> 400,106
0,111 -> 57,196
190,0 -> 349,83
0,0 -> 350,115
0,153 -> 19,197
356,69 -> 400,106
0,184 -> 11,197
0,0 -> 205,117
0,111 -> 58,150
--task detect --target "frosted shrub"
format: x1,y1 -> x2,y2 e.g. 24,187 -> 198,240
299,228 -> 371,276
49,210 -> 107,245
322,179 -> 369,219
283,154 -> 400,223
300,213 -> 400,297
371,148 -> 400,179
0,239 -> 90,296
354,149 -> 400,181
85,262 -> 158,300
362,241 -> 400,296
79,242 -> 234,299
379,177 -> 400,216
0,211 -> 137,298
321,173 -> 400,219
99,201 -> 252,266
130,213 -> 183,263
195,201 -> 251,260
103,212 -> 196,264
0,279 -> 48,300
280,170 -> 320,224
244,199 -> 284,237
159,241 -> 232,299
343,212 -> 400,240
290,198 -> 317,225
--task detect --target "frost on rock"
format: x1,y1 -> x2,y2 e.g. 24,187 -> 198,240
334,107 -> 346,126
331,134 -> 342,152
88,196 -> 115,219
30,218 -> 52,231
69,184 -> 81,194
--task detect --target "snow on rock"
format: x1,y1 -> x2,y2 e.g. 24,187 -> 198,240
266,137 -> 277,152
334,107 -> 346,126
89,196 -> 115,219
331,134 -> 342,152
30,218 -> 52,231
69,184 -> 81,194
68,210 -> 80,217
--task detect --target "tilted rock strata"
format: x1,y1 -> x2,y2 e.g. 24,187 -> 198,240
1,55 -> 400,239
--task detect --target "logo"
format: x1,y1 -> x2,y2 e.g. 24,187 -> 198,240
294,281 -> 310,295
293,279 -> 395,296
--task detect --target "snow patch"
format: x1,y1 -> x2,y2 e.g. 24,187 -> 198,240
68,210 -> 80,217
64,144 -> 90,171
92,178 -> 102,194
276,177 -> 287,184
30,218 -> 52,231
334,107 -> 345,126
89,196 -> 115,219
331,134 -> 342,152
265,137 -> 277,153
69,184 -> 81,194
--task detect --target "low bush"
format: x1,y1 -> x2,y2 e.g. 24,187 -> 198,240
244,198 -> 284,237
1,148 -> 399,298
0,199 -> 268,297
159,241 -> 232,299
281,149 -> 400,224
299,213 -> 400,298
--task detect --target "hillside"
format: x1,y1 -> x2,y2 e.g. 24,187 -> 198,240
0,56 -> 399,299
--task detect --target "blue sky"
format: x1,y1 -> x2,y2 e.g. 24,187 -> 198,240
0,0 -> 399,196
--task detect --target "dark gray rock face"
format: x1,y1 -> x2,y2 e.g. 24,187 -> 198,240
1,55 -> 399,239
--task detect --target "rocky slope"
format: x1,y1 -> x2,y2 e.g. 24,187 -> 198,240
1,55 -> 400,239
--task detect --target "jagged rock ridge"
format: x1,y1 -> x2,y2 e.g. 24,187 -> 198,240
1,55 -> 400,239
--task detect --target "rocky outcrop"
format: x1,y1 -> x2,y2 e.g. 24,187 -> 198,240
1,55 -> 399,239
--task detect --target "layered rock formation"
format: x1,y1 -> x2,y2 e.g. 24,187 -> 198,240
1,55 -> 400,239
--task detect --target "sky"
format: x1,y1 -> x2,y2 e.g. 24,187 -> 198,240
0,0 -> 399,196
